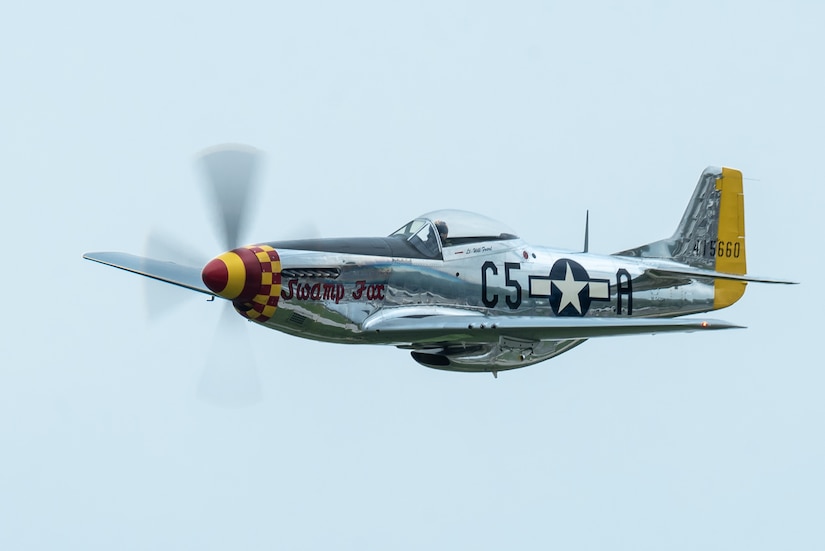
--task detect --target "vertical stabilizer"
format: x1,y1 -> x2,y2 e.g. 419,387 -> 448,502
615,167 -> 747,309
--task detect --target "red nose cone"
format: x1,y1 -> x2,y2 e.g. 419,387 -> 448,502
200,250 -> 258,300
202,258 -> 229,295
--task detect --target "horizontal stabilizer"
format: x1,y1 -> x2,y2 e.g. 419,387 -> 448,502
83,252 -> 213,296
363,313 -> 742,344
646,267 -> 798,285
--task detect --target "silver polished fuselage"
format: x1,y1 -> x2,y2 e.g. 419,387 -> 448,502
262,237 -> 714,347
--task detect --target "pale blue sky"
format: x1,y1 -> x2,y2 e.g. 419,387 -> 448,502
1,1 -> 821,549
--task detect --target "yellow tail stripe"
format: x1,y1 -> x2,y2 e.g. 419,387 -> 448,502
714,167 -> 747,309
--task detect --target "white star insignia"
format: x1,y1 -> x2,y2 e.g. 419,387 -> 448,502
552,262 -> 587,314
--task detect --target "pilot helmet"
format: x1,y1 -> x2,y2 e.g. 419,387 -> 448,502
434,220 -> 448,239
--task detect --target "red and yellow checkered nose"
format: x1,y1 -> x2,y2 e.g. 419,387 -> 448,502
201,245 -> 282,322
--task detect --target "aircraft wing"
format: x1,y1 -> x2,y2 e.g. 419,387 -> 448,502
83,252 -> 213,296
362,311 -> 742,345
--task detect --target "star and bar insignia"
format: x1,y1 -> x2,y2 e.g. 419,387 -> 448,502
529,259 -> 610,316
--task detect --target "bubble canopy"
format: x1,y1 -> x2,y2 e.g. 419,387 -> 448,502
420,209 -> 518,239
390,209 -> 519,252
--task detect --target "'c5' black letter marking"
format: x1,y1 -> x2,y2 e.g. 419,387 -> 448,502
481,261 -> 498,308
504,262 -> 522,309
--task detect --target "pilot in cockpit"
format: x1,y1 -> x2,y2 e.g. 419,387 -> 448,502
434,220 -> 448,246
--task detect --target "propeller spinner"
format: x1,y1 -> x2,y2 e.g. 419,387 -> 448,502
202,245 -> 283,323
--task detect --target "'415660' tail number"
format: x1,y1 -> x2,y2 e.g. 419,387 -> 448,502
693,239 -> 741,258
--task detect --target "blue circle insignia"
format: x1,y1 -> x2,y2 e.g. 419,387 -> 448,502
549,259 -> 593,317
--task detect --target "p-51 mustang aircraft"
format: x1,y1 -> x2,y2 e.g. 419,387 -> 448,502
84,145 -> 795,375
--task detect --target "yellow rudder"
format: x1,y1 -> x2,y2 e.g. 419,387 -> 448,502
714,167 -> 747,309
